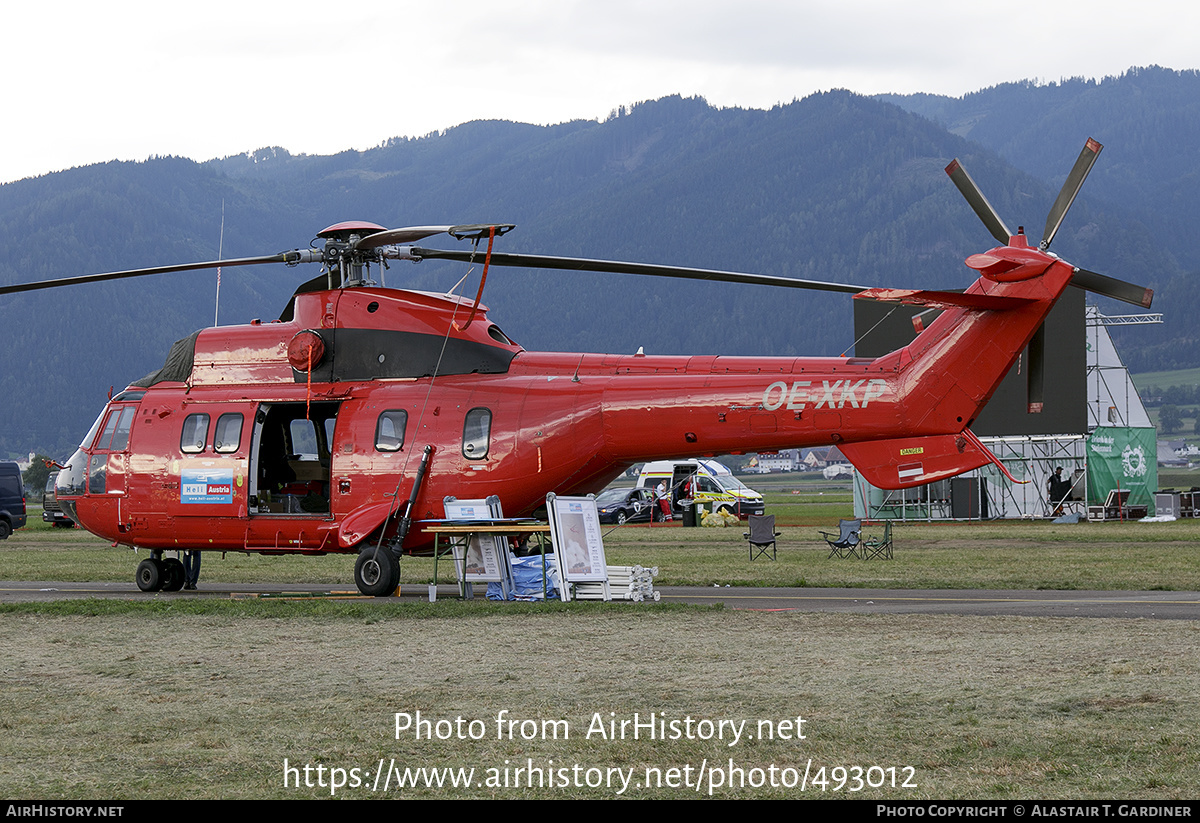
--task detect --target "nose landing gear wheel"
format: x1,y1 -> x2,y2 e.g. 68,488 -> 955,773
355,547 -> 400,597
162,558 -> 186,592
136,558 -> 165,592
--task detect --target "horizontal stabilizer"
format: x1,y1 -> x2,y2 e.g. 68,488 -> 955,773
839,433 -> 995,490
855,288 -> 1033,311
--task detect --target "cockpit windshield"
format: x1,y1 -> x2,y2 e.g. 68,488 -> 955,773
79,408 -> 108,449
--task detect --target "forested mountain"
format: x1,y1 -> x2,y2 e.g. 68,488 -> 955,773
1,68 -> 1196,457
879,65 -> 1200,371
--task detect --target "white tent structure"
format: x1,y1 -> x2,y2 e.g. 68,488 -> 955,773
1085,305 -> 1155,429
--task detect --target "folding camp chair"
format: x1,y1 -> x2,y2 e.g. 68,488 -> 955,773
744,514 -> 780,561
820,518 -> 861,559
861,520 -> 893,560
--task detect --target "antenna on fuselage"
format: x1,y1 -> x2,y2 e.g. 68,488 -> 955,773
214,200 -> 225,326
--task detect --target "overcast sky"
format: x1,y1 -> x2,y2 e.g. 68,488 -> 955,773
2,0 -> 1195,185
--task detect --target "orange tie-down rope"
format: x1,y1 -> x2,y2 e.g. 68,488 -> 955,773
455,224 -> 496,332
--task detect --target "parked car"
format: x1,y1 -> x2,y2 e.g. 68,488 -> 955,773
0,461 -> 27,539
595,487 -> 663,525
42,470 -> 75,527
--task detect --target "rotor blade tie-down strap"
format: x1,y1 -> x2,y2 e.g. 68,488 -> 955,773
456,225 -> 496,331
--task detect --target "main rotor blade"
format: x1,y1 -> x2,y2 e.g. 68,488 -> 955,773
945,158 -> 1012,245
1069,267 -> 1154,308
0,253 -> 302,297
353,226 -> 454,250
406,248 -> 868,294
1042,138 -> 1102,250
355,224 -> 517,251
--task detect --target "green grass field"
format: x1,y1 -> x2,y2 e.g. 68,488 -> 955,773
10,496 -> 1200,590
3,504 -> 1199,800
1131,366 -> 1200,393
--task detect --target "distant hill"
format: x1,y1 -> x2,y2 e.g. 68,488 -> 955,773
2,68 -> 1197,457
879,65 -> 1200,263
879,65 -> 1200,371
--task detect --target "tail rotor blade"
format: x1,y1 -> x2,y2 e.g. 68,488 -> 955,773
1042,138 -> 1103,250
945,158 -> 1013,245
1070,267 -> 1154,308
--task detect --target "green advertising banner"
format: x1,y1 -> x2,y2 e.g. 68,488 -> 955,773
1086,427 -> 1157,507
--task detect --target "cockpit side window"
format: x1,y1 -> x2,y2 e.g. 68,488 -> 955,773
108,407 -> 135,452
92,405 -> 136,452
95,410 -> 120,450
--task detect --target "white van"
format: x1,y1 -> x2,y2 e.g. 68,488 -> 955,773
636,459 -> 765,519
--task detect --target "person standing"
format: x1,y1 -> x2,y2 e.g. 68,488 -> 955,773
655,480 -> 673,520
183,550 -> 202,590
1047,467 -> 1068,516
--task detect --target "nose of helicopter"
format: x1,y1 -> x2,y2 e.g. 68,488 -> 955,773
54,448 -> 89,524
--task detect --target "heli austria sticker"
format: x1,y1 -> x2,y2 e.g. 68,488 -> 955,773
181,468 -> 235,504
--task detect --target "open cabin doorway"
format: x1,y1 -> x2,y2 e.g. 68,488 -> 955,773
249,402 -> 340,516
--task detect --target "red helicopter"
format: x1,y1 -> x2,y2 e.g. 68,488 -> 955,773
1,140 -> 1151,596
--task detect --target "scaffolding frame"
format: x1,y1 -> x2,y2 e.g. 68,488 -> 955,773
853,475 -> 952,521
980,435 -> 1088,520
854,435 -> 1088,522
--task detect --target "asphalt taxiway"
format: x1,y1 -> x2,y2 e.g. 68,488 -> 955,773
2,580 -> 1198,619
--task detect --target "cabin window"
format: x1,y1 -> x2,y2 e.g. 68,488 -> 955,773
289,418 -> 319,458
462,408 -> 491,460
180,413 -> 210,454
214,413 -> 243,454
375,410 -> 408,452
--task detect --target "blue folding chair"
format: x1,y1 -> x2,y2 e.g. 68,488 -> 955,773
820,518 -> 861,559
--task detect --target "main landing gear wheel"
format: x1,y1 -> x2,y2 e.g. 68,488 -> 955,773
355,547 -> 400,597
162,558 -> 186,592
136,558 -> 164,592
